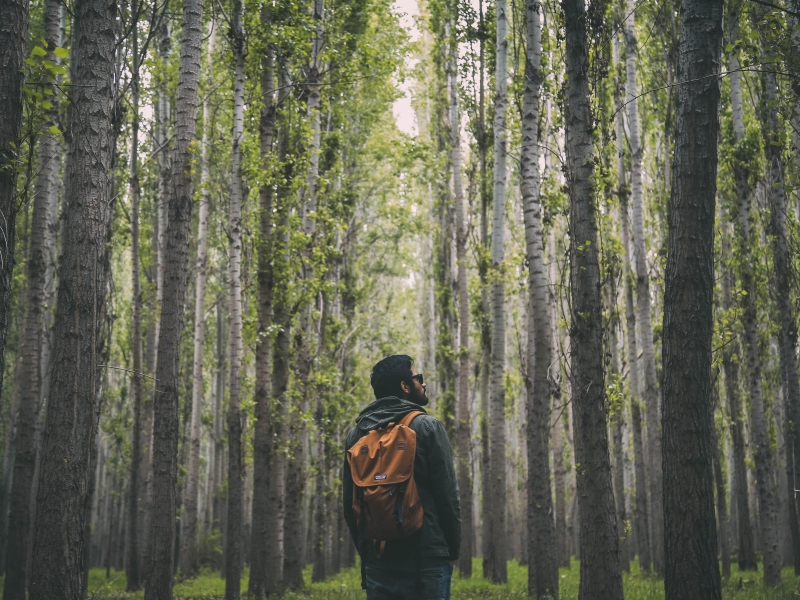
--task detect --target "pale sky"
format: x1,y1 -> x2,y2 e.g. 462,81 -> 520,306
392,0 -> 420,136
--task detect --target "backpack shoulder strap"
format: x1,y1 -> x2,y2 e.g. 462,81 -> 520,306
398,410 -> 425,428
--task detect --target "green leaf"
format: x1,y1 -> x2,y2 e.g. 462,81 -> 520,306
40,100 -> 53,110
48,125 -> 61,136
51,65 -> 67,75
31,46 -> 47,57
53,46 -> 69,59
24,58 -> 36,66
724,43 -> 734,53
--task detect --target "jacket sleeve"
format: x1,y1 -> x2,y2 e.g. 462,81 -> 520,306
424,418 -> 462,560
342,433 -> 360,554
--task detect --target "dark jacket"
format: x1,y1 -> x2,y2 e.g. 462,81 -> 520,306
342,396 -> 461,568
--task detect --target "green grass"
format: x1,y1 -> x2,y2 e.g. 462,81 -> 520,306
84,559 -> 800,599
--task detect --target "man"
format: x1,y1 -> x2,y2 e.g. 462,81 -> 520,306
343,354 -> 461,600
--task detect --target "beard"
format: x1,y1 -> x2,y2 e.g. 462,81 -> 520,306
410,388 -> 429,406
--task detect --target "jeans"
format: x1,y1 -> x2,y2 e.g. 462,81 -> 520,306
364,559 -> 453,600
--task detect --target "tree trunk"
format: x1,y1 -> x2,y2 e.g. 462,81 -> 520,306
791,0 -> 800,218
126,5 -> 144,589
711,376 -> 731,579
283,349 -> 308,588
0,0 -> 29,430
145,0 -> 204,595
475,0 -> 492,570
180,19 -> 215,580
141,23 -> 172,582
213,296 -> 227,540
0,387 -> 17,577
605,277 -> 629,574
450,18 -> 473,578
225,2 -> 245,597
735,189 -> 782,584
547,196 -> 569,572
2,0 -> 61,592
611,398 -> 630,572
248,10 -> 277,597
265,63 -> 294,595
563,0 -> 623,595
622,2 -> 664,574
758,6 -> 800,575
82,396 -> 103,597
486,0 -> 508,582
719,220 -> 756,571
309,2 -> 328,585
614,54 -> 652,570
725,9 -> 782,586
27,0 -> 117,594
285,0 -> 325,585
520,1 -> 557,594
660,0 -> 724,594
155,22 -> 171,343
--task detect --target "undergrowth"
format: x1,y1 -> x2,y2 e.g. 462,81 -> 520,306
81,558 -> 800,599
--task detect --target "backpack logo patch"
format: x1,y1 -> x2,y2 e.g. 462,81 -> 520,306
360,445 -> 368,455
397,441 -> 406,450
375,474 -> 387,480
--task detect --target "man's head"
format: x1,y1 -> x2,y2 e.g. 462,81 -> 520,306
370,354 -> 429,406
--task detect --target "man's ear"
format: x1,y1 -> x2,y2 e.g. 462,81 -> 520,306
399,380 -> 410,395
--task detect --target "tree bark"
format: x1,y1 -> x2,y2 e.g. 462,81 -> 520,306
308,0 -> 327,584
711,380 -> 731,579
718,209 -> 756,571
126,4 -> 143,589
225,2 -> 245,596
180,19 -> 215,580
476,0 -> 492,571
2,0 -> 61,592
145,0 -> 204,595
791,0 -> 800,217
27,0 -> 117,594
622,1 -> 664,574
758,5 -> 800,575
562,0 -> 623,595
285,0 -> 325,585
614,55 -> 652,570
487,0 -> 508,581
611,396 -> 630,572
660,0 -> 724,594
520,1 -> 557,594
213,296 -> 227,540
263,62 -> 294,595
549,229 -> 569,569
248,9 -> 277,597
0,0 -> 29,431
725,8 -> 782,585
141,23 -> 173,581
450,17 -> 473,578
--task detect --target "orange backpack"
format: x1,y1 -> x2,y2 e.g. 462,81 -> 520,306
347,410 -> 425,556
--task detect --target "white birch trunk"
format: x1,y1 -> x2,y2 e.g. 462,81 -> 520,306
622,2 -> 663,573
180,21 -> 215,579
450,21 -> 473,577
487,0 -> 508,581
520,1 -> 557,593
727,8 -> 782,585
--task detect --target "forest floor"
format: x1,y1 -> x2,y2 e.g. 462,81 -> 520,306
77,558 -> 800,599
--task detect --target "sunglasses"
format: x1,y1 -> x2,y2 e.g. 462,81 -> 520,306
410,373 -> 424,385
